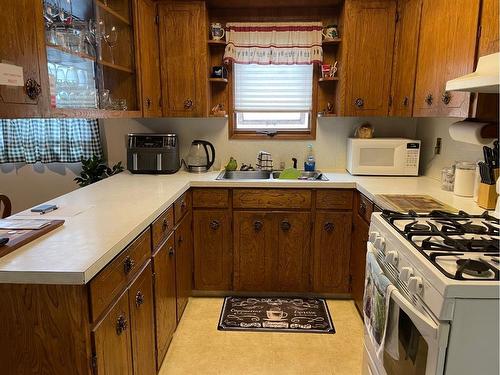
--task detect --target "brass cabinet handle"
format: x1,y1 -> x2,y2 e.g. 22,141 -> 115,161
178,235 -> 183,245
116,315 -> 128,335
442,91 -> 452,105
402,96 -> 409,107
425,93 -> 433,106
209,220 -> 220,230
254,220 -> 263,231
280,220 -> 291,231
184,99 -> 193,109
123,256 -> 135,274
354,98 -> 364,108
324,222 -> 335,232
145,97 -> 152,109
359,202 -> 367,214
162,218 -> 169,229
135,291 -> 144,307
168,246 -> 175,257
180,200 -> 186,209
25,78 -> 41,100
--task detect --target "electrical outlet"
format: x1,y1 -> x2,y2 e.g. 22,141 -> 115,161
434,137 -> 442,155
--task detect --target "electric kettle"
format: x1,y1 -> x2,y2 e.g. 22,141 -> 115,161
186,140 -> 216,173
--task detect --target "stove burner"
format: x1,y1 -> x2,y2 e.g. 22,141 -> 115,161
456,259 -> 491,277
403,221 -> 431,233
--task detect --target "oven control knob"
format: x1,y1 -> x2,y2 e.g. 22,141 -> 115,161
400,267 -> 414,282
384,250 -> 398,265
374,236 -> 386,251
369,231 -> 379,244
408,276 -> 423,295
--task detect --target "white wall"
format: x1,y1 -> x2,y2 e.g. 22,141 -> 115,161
415,117 -> 491,180
1,116 -> 416,213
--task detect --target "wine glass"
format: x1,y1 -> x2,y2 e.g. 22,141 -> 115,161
104,25 -> 119,64
96,19 -> 106,61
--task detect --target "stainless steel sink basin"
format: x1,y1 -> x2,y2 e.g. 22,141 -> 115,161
216,170 -> 272,180
216,170 -> 328,181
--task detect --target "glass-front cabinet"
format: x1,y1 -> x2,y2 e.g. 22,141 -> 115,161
43,0 -> 139,114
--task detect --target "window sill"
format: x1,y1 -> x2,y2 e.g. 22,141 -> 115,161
230,132 -> 315,140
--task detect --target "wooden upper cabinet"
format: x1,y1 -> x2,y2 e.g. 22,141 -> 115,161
413,0 -> 480,117
128,262 -> 156,375
478,0 -> 499,57
342,0 -> 396,116
193,210 -> 232,291
135,0 -> 162,117
389,0 -> 422,117
0,0 -> 49,118
158,1 -> 208,117
313,211 -> 352,293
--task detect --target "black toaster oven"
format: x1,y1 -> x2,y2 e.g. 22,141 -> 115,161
127,134 -> 180,174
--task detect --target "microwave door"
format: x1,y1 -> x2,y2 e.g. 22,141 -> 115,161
356,146 -> 397,175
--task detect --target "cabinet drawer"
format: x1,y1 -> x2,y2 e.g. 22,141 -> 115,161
233,189 -> 311,209
90,229 -> 152,321
358,194 -> 374,223
316,190 -> 354,210
192,188 -> 229,208
174,191 -> 192,224
151,205 -> 174,250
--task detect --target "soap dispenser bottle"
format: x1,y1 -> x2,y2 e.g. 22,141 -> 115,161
304,144 -> 316,171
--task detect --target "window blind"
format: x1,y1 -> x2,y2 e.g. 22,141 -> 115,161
234,63 -> 313,112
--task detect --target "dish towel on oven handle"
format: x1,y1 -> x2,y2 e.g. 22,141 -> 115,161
363,249 -> 396,360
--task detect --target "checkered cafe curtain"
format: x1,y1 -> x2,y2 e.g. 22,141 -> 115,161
0,118 -> 102,163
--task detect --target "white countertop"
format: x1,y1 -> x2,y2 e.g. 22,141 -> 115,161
0,170 -> 487,285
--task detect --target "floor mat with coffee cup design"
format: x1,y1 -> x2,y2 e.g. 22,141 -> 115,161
217,297 -> 335,334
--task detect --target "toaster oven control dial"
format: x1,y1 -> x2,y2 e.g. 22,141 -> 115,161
408,276 -> 423,295
384,250 -> 398,266
400,267 -> 414,282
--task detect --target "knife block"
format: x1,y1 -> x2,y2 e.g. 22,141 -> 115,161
478,183 -> 498,209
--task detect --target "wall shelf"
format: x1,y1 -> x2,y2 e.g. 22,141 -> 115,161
322,38 -> 342,45
99,60 -> 135,74
209,77 -> 228,83
47,44 -> 96,63
318,77 -> 339,82
208,40 -> 227,46
96,1 -> 131,25
317,113 -> 337,117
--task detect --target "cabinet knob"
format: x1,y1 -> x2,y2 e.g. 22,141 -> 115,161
253,220 -> 263,231
184,99 -> 193,109
359,202 -> 367,214
135,291 -> 144,307
425,94 -> 433,106
123,256 -> 135,274
324,222 -> 335,232
180,200 -> 186,209
145,97 -> 152,109
162,218 -> 169,229
354,98 -> 364,108
209,220 -> 220,230
402,96 -> 409,107
25,78 -> 41,100
280,220 -> 291,231
178,235 -> 183,245
168,246 -> 175,257
441,91 -> 452,105
116,315 -> 128,335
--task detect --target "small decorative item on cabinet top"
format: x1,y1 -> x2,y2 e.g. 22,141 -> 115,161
354,122 -> 374,139
210,103 -> 226,117
322,24 -> 339,40
211,66 -> 228,78
321,61 -> 338,79
210,22 -> 225,41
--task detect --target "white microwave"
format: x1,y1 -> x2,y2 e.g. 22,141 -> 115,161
346,138 -> 420,176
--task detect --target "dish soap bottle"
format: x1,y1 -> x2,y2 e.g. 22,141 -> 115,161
304,144 -> 316,171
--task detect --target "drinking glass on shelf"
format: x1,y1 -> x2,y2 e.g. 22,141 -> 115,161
99,89 -> 111,109
96,19 -> 106,61
104,25 -> 119,64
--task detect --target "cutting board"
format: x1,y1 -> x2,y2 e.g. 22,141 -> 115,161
376,195 -> 457,213
0,220 -> 65,259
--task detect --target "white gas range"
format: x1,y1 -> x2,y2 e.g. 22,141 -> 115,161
363,210 -> 500,375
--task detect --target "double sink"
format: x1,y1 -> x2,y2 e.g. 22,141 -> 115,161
216,170 -> 329,181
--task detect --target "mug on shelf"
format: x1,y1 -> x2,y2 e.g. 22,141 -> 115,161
210,22 -> 225,41
322,24 -> 339,40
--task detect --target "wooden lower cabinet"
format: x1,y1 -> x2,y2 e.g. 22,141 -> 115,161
313,211 -> 353,293
193,210 -> 232,291
233,211 -> 312,292
152,234 -> 177,368
351,212 -> 370,313
175,213 -> 193,321
92,261 -> 155,375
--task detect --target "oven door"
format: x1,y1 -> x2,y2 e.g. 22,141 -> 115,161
364,246 -> 449,375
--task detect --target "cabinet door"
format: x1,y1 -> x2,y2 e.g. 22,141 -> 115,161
0,0 -> 48,118
92,291 -> 133,375
152,234 -> 177,367
350,213 -> 370,313
233,211 -> 274,291
343,0 -> 396,116
413,0 -> 480,117
389,0 -> 422,117
129,262 -> 156,375
313,211 -> 353,293
274,212 -> 312,292
175,213 -> 193,321
135,0 -> 162,117
193,210 -> 232,291
158,1 -> 207,117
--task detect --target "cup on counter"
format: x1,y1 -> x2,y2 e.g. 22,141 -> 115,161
453,161 -> 476,197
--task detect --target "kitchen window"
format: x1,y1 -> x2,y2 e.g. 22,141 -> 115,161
233,63 -> 314,135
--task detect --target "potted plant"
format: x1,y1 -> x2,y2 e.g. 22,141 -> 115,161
74,155 -> 124,187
